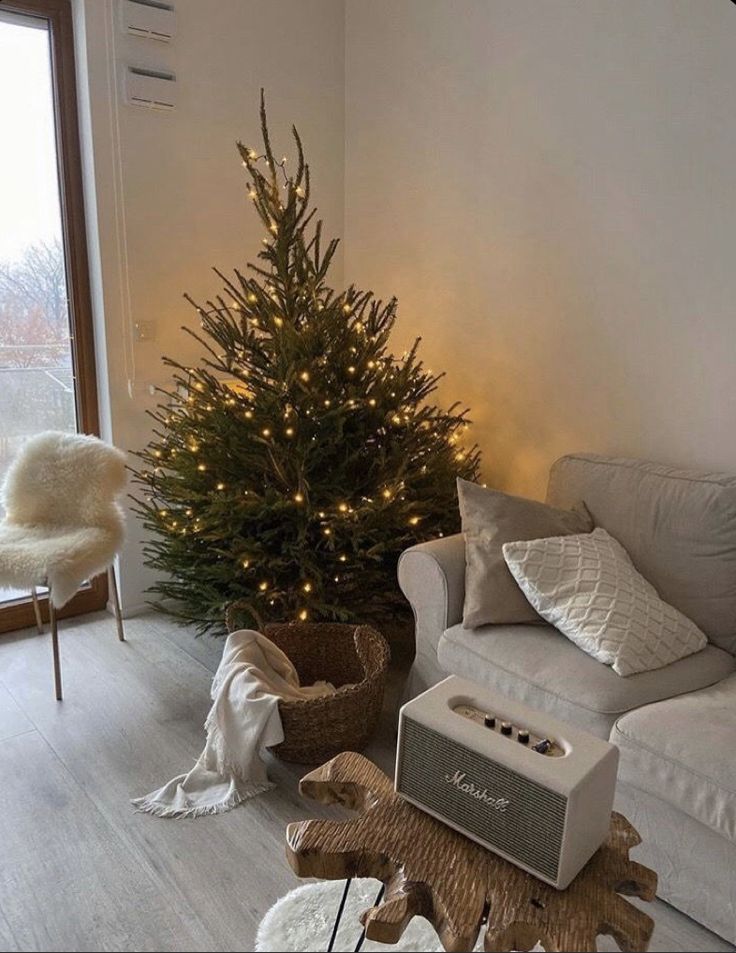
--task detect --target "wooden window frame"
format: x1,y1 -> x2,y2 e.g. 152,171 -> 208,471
0,0 -> 106,634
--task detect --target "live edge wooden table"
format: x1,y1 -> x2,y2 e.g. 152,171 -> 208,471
285,752 -> 657,953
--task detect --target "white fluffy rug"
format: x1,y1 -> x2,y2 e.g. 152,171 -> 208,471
255,878 -> 485,952
256,878 -> 646,952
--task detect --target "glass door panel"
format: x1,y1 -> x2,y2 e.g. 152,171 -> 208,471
0,0 -> 103,628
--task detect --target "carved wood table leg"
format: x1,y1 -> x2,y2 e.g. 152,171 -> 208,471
286,752 -> 657,953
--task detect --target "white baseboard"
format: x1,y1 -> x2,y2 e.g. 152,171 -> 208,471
105,599 -> 152,619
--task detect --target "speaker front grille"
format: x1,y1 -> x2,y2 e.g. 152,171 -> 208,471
397,717 -> 566,880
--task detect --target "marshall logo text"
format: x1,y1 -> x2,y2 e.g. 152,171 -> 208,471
444,770 -> 510,812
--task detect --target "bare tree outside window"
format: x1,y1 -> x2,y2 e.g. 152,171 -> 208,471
0,239 -> 76,497
0,238 -> 70,365
0,240 -> 75,610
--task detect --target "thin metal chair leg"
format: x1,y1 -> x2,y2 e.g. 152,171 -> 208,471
328,879 -> 352,953
30,587 -> 43,634
108,564 -> 125,642
354,883 -> 385,953
49,601 -> 62,701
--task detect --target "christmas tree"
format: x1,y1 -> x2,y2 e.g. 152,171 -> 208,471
132,95 -> 480,635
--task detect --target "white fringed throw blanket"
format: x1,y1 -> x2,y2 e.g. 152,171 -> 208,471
132,629 -> 335,819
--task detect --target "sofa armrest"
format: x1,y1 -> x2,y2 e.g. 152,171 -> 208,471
398,534 -> 466,664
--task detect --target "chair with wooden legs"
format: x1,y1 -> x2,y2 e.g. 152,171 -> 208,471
29,564 -> 126,700
0,432 -> 128,700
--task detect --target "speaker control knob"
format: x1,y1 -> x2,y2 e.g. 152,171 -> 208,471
518,729 -> 530,744
501,721 -> 512,735
484,715 -> 496,728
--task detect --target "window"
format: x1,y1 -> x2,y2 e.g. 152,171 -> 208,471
0,0 -> 104,631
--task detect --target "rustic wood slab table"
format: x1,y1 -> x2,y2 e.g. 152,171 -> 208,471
285,752 -> 657,953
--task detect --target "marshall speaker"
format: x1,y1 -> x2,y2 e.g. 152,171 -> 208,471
395,676 -> 618,889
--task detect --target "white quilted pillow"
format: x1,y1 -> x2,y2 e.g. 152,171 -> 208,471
502,528 -> 708,677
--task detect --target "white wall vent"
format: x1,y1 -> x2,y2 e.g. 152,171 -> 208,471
121,0 -> 176,42
125,66 -> 177,111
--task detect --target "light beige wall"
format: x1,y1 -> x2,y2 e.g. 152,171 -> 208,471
75,0 -> 736,607
345,0 -> 736,499
74,0 -> 345,611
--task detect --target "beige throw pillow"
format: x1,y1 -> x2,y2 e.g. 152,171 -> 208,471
502,528 -> 708,677
458,478 -> 593,628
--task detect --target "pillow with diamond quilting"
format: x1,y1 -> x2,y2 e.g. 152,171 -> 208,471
502,527 -> 708,677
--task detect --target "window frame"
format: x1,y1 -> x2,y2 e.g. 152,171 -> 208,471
0,0 -> 107,633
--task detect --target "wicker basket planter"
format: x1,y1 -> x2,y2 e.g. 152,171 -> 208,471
224,610 -> 390,763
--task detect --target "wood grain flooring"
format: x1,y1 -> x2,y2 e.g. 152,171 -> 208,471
0,611 -> 732,953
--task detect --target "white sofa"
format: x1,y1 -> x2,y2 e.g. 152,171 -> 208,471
398,454 -> 736,942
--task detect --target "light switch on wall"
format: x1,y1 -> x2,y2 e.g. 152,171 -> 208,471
127,380 -> 159,399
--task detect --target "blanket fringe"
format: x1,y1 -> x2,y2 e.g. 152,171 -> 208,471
130,780 -> 274,819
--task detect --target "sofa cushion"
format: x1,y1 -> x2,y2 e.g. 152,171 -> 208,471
612,674 -> 736,842
546,454 -> 736,654
457,477 -> 592,627
438,621 -> 734,738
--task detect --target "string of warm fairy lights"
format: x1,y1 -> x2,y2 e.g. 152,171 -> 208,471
142,337 -> 472,622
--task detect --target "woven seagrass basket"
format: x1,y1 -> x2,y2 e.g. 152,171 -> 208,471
224,609 -> 390,764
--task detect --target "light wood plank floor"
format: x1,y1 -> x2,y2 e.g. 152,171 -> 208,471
0,611 -> 732,953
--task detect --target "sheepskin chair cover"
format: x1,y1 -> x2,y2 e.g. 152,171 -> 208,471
0,431 -> 127,608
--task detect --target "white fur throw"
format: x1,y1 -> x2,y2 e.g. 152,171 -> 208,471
0,431 -> 126,607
